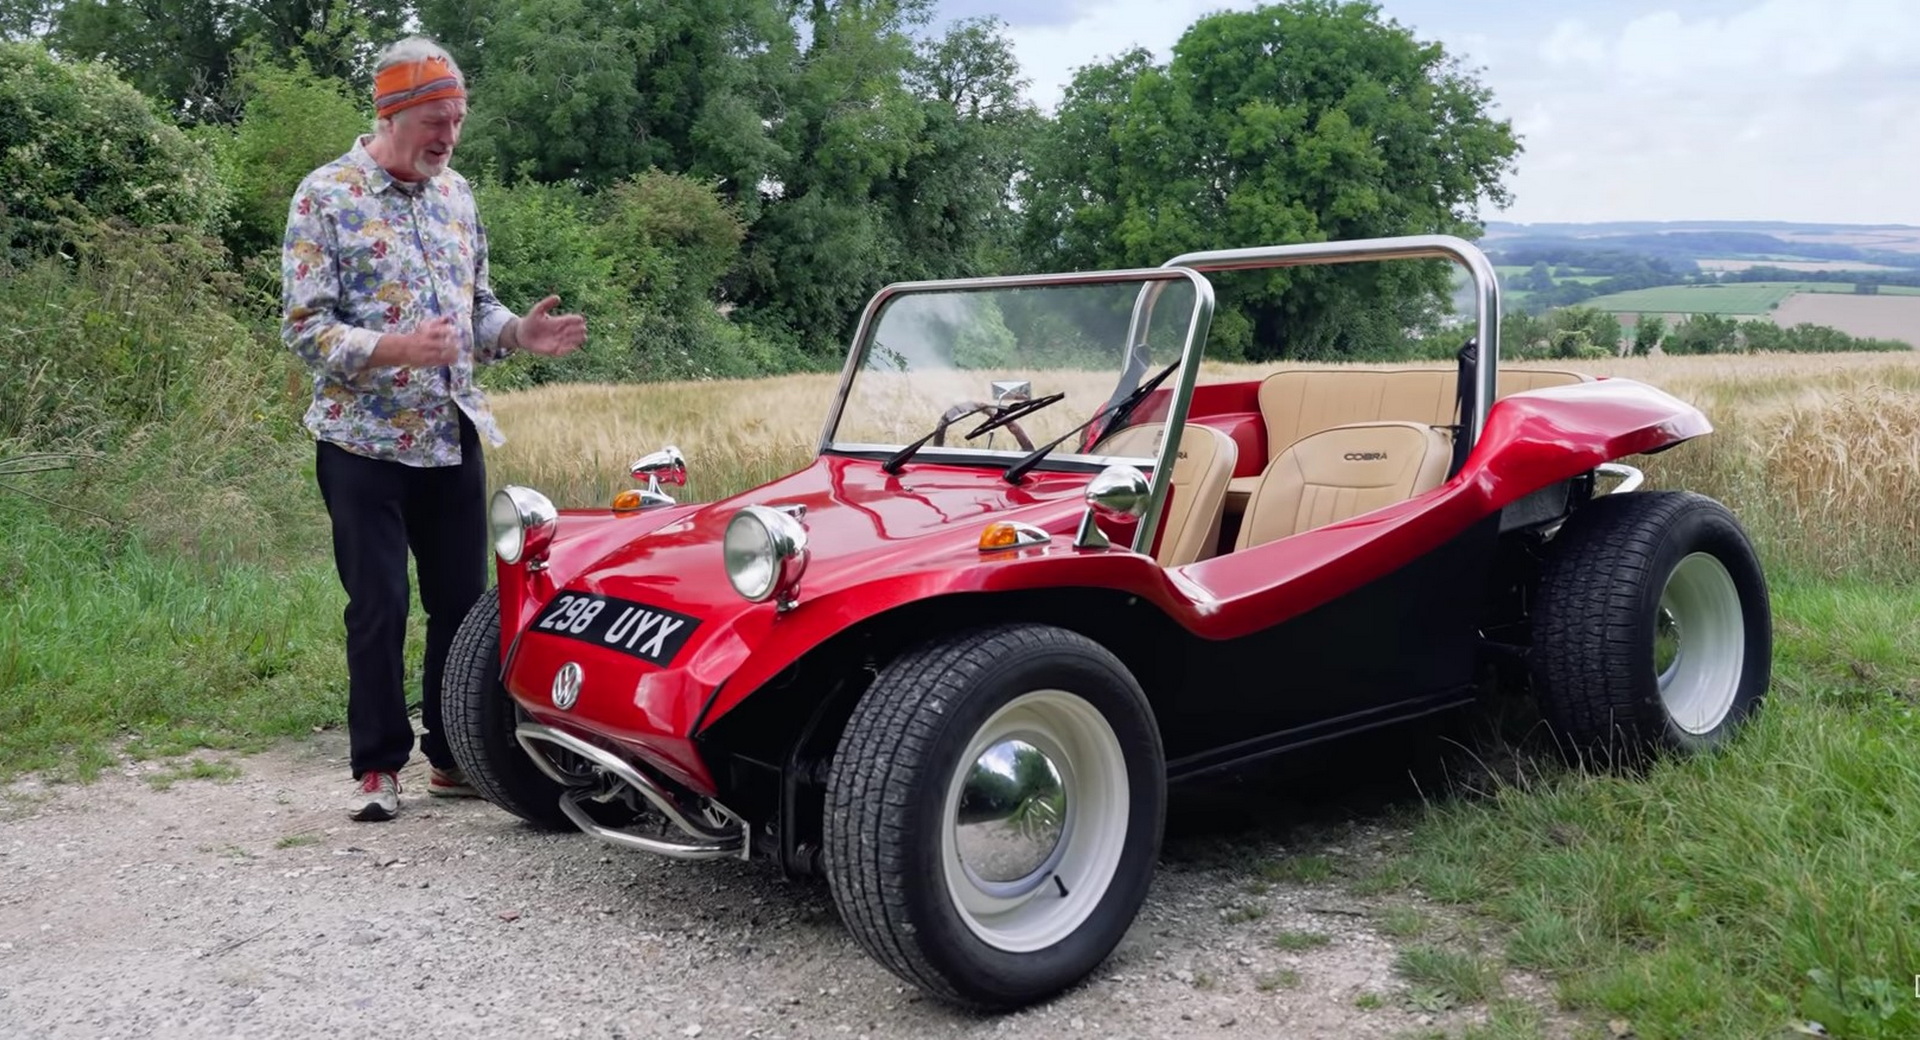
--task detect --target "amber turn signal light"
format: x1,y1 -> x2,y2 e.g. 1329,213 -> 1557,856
611,488 -> 645,511
978,521 -> 1050,552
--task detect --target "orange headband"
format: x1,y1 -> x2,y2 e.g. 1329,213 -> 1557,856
373,57 -> 466,120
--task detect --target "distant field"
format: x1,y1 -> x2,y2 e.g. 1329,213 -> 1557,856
1772,294 -> 1920,343
1580,283 -> 1800,315
1582,281 -> 1920,316
1697,258 -> 1904,273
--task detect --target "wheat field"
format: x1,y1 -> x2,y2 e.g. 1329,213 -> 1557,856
490,352 -> 1920,580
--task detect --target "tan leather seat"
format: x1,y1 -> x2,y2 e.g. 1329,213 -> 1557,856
1093,422 -> 1238,566
1229,367 -> 1591,509
1234,421 -> 1451,550
1255,366 -> 1591,458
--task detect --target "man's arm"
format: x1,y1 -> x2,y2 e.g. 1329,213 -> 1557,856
281,183 -> 450,372
470,215 -> 519,366
280,185 -> 385,379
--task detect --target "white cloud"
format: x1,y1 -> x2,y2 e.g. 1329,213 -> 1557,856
1480,0 -> 1920,223
1002,0 -> 1262,111
983,0 -> 1920,224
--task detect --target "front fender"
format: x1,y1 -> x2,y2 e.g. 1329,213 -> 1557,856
496,503 -> 703,648
689,546 -> 1184,731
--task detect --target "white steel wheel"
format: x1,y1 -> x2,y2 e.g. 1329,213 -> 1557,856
939,689 -> 1129,953
823,624 -> 1165,1010
1654,552 -> 1746,735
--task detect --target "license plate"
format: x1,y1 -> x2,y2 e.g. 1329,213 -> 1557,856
529,591 -> 701,666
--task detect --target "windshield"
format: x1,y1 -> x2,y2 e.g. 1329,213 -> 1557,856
822,271 -> 1211,467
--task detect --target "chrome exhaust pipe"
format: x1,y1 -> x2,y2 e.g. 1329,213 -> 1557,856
515,722 -> 748,862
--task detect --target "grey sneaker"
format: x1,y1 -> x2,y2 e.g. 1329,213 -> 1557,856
428,765 -> 479,798
349,770 -> 400,821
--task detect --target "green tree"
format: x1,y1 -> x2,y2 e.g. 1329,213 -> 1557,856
1664,313 -> 1738,355
1549,307 -> 1621,358
209,54 -> 367,262
1018,0 -> 1520,362
0,40 -> 225,258
417,0 -> 795,198
1525,261 -> 1553,292
735,1 -> 1031,356
1631,313 -> 1665,356
0,0 -> 52,40
889,16 -> 1039,280
45,0 -> 408,121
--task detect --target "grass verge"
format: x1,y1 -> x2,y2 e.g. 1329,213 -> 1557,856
1398,576 -> 1920,1040
0,485 -> 350,781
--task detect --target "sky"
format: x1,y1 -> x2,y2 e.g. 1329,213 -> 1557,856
929,0 -> 1920,227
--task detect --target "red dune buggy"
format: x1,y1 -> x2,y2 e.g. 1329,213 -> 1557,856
445,236 -> 1772,1009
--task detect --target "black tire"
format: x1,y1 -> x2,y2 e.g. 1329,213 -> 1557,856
823,624 -> 1165,1010
1529,490 -> 1772,765
442,586 -> 577,830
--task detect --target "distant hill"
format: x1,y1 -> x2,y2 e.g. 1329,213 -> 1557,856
1478,220 -> 1920,269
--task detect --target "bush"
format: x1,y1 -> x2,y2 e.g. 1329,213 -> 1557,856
210,56 -> 369,262
0,42 -> 226,260
594,169 -> 747,317
0,221 -> 289,448
469,170 -> 815,388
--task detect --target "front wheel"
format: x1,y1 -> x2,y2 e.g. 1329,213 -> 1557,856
1528,490 -> 1772,765
442,587 -> 577,830
823,624 -> 1164,1009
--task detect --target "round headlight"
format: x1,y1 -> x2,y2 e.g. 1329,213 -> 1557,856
724,505 -> 808,604
490,486 -> 557,566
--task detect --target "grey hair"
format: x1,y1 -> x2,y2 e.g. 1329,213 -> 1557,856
371,36 -> 465,132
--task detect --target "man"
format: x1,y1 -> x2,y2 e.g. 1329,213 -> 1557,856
281,36 -> 586,822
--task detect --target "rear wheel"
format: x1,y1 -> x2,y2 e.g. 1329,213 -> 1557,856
1529,490 -> 1772,764
442,587 -> 577,830
823,624 -> 1164,1009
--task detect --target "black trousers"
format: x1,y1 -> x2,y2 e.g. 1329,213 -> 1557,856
314,412 -> 487,779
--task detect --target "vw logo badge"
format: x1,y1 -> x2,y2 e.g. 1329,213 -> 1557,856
551,662 -> 583,711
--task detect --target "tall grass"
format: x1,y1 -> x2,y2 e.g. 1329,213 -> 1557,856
0,493 -> 347,777
1,230 -> 350,779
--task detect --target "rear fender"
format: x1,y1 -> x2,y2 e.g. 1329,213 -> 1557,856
1462,376 -> 1711,505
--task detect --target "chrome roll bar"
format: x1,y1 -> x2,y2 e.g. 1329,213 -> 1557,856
1159,234 -> 1503,449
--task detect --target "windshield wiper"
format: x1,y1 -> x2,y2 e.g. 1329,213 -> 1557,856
964,391 -> 1066,440
880,390 -> 1070,474
881,402 -> 992,474
1002,360 -> 1180,485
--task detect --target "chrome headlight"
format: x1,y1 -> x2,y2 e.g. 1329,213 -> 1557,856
724,505 -> 809,606
490,485 -> 557,567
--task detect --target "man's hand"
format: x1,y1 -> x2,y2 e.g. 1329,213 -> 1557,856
512,296 -> 587,357
372,316 -> 458,368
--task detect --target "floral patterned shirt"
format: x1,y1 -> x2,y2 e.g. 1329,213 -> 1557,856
281,135 -> 516,467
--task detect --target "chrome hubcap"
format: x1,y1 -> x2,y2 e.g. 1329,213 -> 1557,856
940,690 -> 1129,954
1655,552 -> 1745,735
955,739 -> 1068,893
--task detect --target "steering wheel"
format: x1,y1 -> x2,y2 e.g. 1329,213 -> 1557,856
931,400 -> 1035,452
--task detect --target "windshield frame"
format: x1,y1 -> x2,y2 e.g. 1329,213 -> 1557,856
816,266 -> 1216,554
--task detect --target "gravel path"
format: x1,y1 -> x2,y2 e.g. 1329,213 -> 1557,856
1,734 -> 1571,1039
